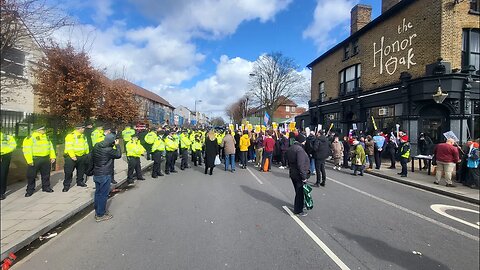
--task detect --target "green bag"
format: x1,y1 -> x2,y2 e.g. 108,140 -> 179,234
303,184 -> 313,210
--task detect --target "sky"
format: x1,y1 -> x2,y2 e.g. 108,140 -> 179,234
52,0 -> 382,119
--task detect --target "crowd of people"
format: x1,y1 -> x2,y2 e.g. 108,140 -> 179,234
0,121 -> 479,220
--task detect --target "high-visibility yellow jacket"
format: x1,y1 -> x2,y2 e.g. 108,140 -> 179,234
239,134 -> 251,151
122,127 -> 135,142
165,136 -> 178,152
1,132 -> 17,155
174,134 -> 180,148
126,140 -> 146,157
192,141 -> 202,152
23,131 -> 56,164
216,133 -> 224,145
64,130 -> 89,158
144,131 -> 157,145
400,143 -> 411,159
91,128 -> 105,145
152,137 -> 165,152
180,134 -> 192,149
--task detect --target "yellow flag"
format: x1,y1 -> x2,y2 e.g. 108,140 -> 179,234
371,116 -> 378,131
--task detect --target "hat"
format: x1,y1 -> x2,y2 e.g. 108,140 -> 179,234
295,134 -> 306,143
33,124 -> 45,131
75,124 -> 85,129
401,135 -> 409,142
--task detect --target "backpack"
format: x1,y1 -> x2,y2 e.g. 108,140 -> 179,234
305,136 -> 315,155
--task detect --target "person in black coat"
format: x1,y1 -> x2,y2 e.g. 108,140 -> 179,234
313,131 -> 331,187
234,131 -> 241,162
418,133 -> 433,169
342,136 -> 350,168
287,134 -> 310,216
204,130 -> 219,175
92,134 -> 122,222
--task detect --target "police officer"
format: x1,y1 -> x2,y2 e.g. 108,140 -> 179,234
151,130 -> 165,178
164,131 -> 178,174
23,126 -> 56,197
91,122 -> 105,146
63,124 -> 90,192
126,135 -> 146,183
144,128 -> 157,160
122,125 -> 136,151
180,130 -> 191,170
1,129 -> 17,200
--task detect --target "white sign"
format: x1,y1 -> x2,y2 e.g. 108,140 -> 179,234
443,131 -> 459,142
305,127 -> 310,134
352,123 -> 358,130
373,18 -> 417,75
317,124 -> 322,132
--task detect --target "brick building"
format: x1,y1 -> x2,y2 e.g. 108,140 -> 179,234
247,96 -> 307,125
306,0 -> 479,153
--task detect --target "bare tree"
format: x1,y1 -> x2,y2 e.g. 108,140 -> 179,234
225,96 -> 249,124
248,52 -> 308,119
210,116 -> 226,127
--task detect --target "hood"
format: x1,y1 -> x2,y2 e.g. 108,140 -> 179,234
99,134 -> 115,147
318,135 -> 327,142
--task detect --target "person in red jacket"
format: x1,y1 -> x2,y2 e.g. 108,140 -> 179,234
433,138 -> 460,187
261,131 -> 275,172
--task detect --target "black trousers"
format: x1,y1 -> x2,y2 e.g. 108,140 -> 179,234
64,155 -> 88,188
374,149 -> 383,169
281,151 -> 288,167
152,151 -> 164,177
26,156 -> 51,193
388,147 -> 396,168
192,151 -> 202,166
314,159 -> 326,184
291,178 -> 304,214
180,148 -> 189,169
127,157 -> 142,181
343,152 -> 350,168
400,157 -> 408,176
204,165 -> 214,175
0,153 -> 12,196
165,151 -> 175,173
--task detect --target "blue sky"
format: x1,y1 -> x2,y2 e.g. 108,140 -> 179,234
54,0 -> 382,117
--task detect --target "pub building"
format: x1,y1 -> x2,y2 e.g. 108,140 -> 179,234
300,0 -> 479,154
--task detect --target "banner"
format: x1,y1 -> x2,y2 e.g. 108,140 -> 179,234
264,112 -> 270,126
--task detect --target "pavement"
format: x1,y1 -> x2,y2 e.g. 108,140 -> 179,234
0,155 -> 152,261
9,159 -> 479,270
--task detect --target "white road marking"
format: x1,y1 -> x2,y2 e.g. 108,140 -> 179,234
246,167 -> 264,184
326,177 -> 479,242
283,206 -> 351,270
430,204 -> 480,229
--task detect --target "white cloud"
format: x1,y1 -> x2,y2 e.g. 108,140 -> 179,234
303,0 -> 358,52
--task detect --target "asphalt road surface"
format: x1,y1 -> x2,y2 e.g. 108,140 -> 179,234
13,162 -> 480,270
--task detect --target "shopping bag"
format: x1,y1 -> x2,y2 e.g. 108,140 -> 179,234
263,158 -> 269,172
214,155 -> 221,165
303,184 -> 313,210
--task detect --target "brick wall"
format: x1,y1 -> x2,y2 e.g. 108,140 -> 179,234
311,0 -> 473,101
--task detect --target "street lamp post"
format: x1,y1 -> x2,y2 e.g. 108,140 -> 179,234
195,99 -> 202,125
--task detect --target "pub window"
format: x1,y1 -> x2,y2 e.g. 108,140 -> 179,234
462,29 -> 480,72
319,81 -> 325,102
470,0 -> 479,12
1,47 -> 26,77
343,45 -> 350,60
339,64 -> 361,95
352,40 -> 359,55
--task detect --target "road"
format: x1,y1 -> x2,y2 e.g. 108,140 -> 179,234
13,162 -> 480,270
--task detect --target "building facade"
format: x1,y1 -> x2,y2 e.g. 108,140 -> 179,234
174,105 -> 193,126
307,0 -> 479,153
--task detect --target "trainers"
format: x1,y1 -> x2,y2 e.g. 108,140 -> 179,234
337,167 -> 341,171
295,212 -> 308,217
279,166 -> 285,169
95,214 -> 113,222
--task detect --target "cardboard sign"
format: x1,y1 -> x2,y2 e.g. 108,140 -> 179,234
229,124 -> 234,131
247,124 -> 253,131
443,131 -> 459,142
317,124 -> 322,132
289,122 -> 296,131
255,125 -> 261,133
352,123 -> 357,130
261,126 -> 267,132
272,122 -> 278,130
241,124 -> 245,131
305,127 -> 310,134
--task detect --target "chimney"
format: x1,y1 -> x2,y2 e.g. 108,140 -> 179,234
351,4 -> 372,35
382,0 -> 402,13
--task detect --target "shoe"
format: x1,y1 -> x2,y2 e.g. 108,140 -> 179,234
311,172 -> 316,175
313,183 -> 320,187
351,173 -> 357,176
25,192 -> 33,197
158,173 -> 164,176
152,175 -> 158,178
62,187 -> 69,192
279,166 -> 285,169
295,212 -> 308,217
231,170 -> 234,173
320,182 -> 325,186
433,182 -> 439,185
111,179 -> 117,184
165,171 -> 170,175
127,182 -> 135,186
400,175 -> 407,177
42,188 -> 54,193
77,183 -> 87,187
446,184 -> 456,187
95,214 -> 113,222
388,166 -> 396,169
397,173 -> 403,175
171,170 -> 178,173
333,166 -> 337,170
359,173 -> 364,176
0,194 -> 5,200
137,177 -> 146,180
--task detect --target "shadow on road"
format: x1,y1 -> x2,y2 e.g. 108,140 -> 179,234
334,227 -> 450,270
240,185 -> 292,215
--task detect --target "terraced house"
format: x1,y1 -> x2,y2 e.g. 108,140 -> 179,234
304,0 -> 480,152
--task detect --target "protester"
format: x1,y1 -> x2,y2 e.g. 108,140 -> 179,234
418,133 -> 433,168
305,131 -> 316,174
342,136 -> 350,168
312,131 -> 330,187
433,138 -> 460,187
287,133 -> 310,216
92,134 -> 121,222
222,131 -> 236,172
279,132 -> 289,169
397,136 -> 410,177
261,131 -> 275,172
239,131 -> 250,169
373,131 -> 386,169
351,140 -> 366,176
331,136 -> 344,170
254,132 -> 264,168
465,139 -> 479,189
386,132 -> 398,169
204,130 -> 218,175
365,135 -> 375,170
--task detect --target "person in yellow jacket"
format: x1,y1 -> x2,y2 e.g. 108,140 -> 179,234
151,131 -> 165,178
121,125 -> 136,150
144,128 -> 157,160
91,124 -> 105,146
191,134 -> 203,166
1,130 -> 17,200
63,124 -> 90,192
23,126 -> 56,197
164,130 -> 179,174
239,130 -> 251,169
126,135 -> 146,183
180,130 -> 192,170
